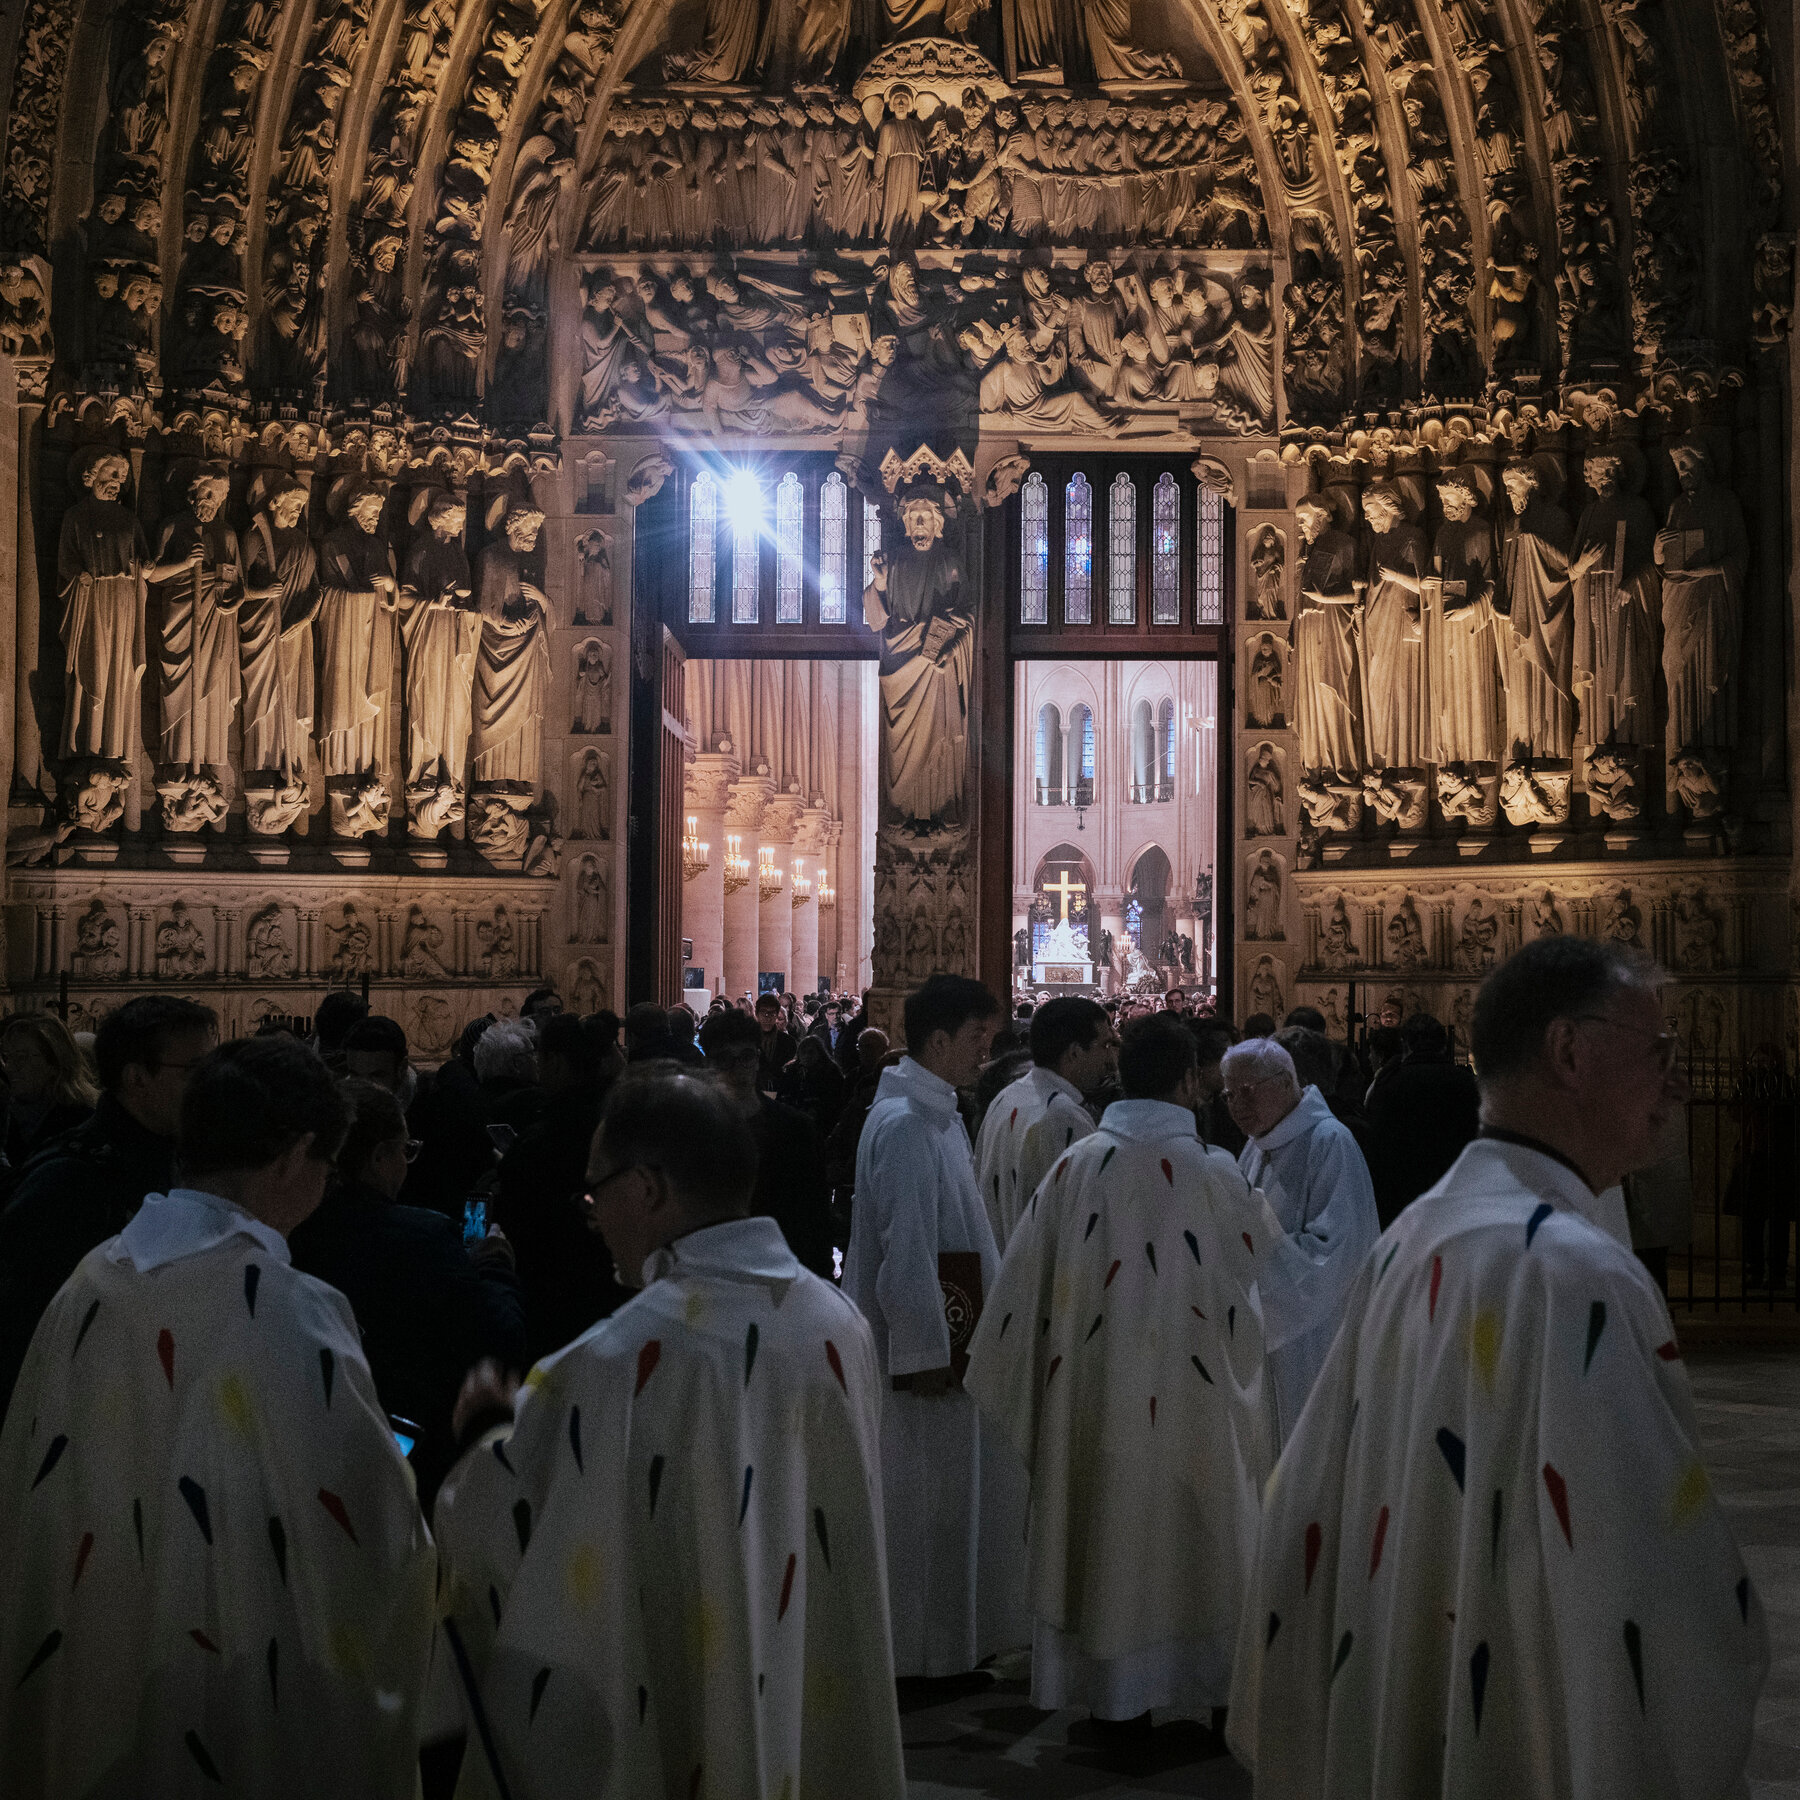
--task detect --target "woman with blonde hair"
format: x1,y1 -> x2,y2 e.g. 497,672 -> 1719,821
2,1012 -> 98,1172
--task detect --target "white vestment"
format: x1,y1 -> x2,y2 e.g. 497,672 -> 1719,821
966,1100 -> 1278,1719
844,1058 -> 1031,1675
436,1216 -> 904,1800
1238,1085 -> 1379,1444
1229,1138 -> 1768,1797
0,1189 -> 437,1799
973,1064 -> 1096,1249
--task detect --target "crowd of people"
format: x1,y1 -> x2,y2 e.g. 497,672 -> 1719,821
0,942 -> 1770,1797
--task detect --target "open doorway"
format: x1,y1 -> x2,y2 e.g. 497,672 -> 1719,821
1013,660 -> 1219,1002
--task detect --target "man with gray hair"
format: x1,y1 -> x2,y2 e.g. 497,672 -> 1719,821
1229,937 -> 1766,1797
1222,1034 -> 1377,1444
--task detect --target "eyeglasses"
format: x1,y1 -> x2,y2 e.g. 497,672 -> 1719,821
1570,1015 -> 1683,1074
582,1163 -> 649,1210
152,1057 -> 210,1074
1220,1075 -> 1277,1104
403,1138 -> 424,1164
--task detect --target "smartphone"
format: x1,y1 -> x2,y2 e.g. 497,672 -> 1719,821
463,1198 -> 488,1249
389,1415 -> 421,1460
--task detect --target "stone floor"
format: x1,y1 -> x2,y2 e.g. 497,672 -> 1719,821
901,1346 -> 1800,1798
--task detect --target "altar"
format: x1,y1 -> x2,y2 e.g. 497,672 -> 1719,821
1032,916 -> 1094,987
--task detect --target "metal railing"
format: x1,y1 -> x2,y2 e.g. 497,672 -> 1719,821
1669,1053 -> 1799,1314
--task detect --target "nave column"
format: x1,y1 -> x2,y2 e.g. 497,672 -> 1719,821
790,804 -> 832,1001
682,751 -> 738,1000
723,772 -> 774,1004
759,787 -> 805,998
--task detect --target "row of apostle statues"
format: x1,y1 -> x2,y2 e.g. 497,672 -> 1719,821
576,255 -> 1274,437
51,451 -> 565,850
1270,441 -> 1747,830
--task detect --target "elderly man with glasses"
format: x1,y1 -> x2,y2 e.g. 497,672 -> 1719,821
1229,937 -> 1767,1799
1222,1034 -> 1379,1448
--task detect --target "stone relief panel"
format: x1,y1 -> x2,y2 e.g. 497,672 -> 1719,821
1243,846 -> 1284,941
572,639 -> 613,734
1244,740 -> 1285,838
570,747 -> 614,839
571,852 -> 611,944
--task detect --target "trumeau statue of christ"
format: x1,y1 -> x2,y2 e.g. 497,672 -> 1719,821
863,491 -> 972,829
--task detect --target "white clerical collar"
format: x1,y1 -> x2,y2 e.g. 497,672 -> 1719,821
1253,1083 -> 1334,1152
640,1214 -> 799,1288
1453,1137 -> 1633,1250
1099,1098 -> 1199,1142
115,1187 -> 291,1273
1027,1065 -> 1085,1108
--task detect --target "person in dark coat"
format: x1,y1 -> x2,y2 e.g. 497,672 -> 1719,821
834,991 -> 872,1076
494,1013 -> 629,1365
776,1034 -> 849,1137
402,1015 -> 496,1218
1191,1019 -> 1247,1157
699,1008 -> 837,1276
0,1013 -> 97,1183
0,996 -> 218,1426
753,992 -> 798,1095
289,1079 -> 525,1507
824,1028 -> 893,1192
1363,1012 -> 1482,1228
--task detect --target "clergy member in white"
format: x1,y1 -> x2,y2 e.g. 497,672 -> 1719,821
0,1035 -> 437,1799
1229,938 -> 1768,1797
1224,1037 -> 1379,1444
844,974 -> 1031,1677
974,995 -> 1117,1248
436,1068 -> 905,1800
966,1014 -> 1278,1722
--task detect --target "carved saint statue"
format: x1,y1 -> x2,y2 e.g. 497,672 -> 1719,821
1386,896 -> 1426,969
1248,525 -> 1285,619
574,856 -> 609,943
1248,956 -> 1284,1021
1244,849 -> 1283,940
573,527 -> 613,625
1531,891 -> 1565,938
1358,482 -> 1429,772
1425,468 -> 1503,767
1497,455 -> 1574,764
1234,636 -> 1281,741
575,748 -> 610,839
150,462 -> 242,777
1454,898 -> 1499,972
57,450 -> 149,765
241,475 -> 320,781
401,490 -> 479,822
155,902 -> 207,978
1570,449 -> 1659,748
477,904 -> 518,977
70,901 -> 123,978
1246,741 -> 1284,836
573,640 -> 611,735
472,504 -> 553,787
399,904 -> 447,978
245,908 -> 294,980
570,957 -> 605,1015
315,482 -> 400,784
863,491 -> 972,829
1319,898 -> 1356,971
1291,493 -> 1363,778
327,902 -> 374,976
1656,442 -> 1749,794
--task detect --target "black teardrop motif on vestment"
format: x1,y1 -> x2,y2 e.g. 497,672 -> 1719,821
1145,1241 -> 1157,1274
30,1434 -> 68,1490
72,1298 -> 101,1357
488,1585 -> 502,1627
132,1496 -> 145,1564
1490,1489 -> 1503,1570
745,1322 -> 759,1385
493,1441 -> 514,1476
1623,1620 -> 1645,1709
1084,1213 -> 1099,1241
814,1507 -> 831,1569
1526,1202 -> 1554,1247
1191,1355 -> 1214,1384
185,1730 -> 222,1783
638,1685 -> 649,1723
1436,1427 -> 1466,1493
1331,1632 -> 1354,1680
738,1464 -> 754,1525
179,1475 -> 213,1544
267,1638 -> 279,1706
1085,1313 -> 1104,1341
569,1406 -> 583,1473
319,1348 -> 335,1408
1737,1576 -> 1750,1623
512,1498 -> 532,1554
1265,1612 -> 1280,1649
530,1667 -> 552,1722
244,1266 -> 260,1318
648,1454 -> 665,1515
1470,1642 -> 1490,1731
268,1515 -> 288,1585
1184,1230 -> 1201,1265
997,1312 -> 1012,1339
15,1630 -> 62,1689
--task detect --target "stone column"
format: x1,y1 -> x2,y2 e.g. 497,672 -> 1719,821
759,785 -> 805,999
1094,887 -> 1124,994
723,771 -> 773,1003
791,803 -> 831,1000
683,751 -> 738,998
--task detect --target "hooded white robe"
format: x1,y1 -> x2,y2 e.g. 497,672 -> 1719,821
0,1188 -> 437,1800
1228,1138 -> 1769,1798
843,1058 -> 1031,1676
973,1063 -> 1096,1249
966,1099 -> 1278,1719
435,1216 -> 905,1800
1238,1084 -> 1380,1444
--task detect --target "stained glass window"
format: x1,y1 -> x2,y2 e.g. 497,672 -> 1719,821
862,496 -> 881,593
688,471 -> 717,624
1073,703 -> 1095,804
1021,472 -> 1049,624
1152,472 -> 1180,623
1160,698 -> 1176,797
1064,474 -> 1092,624
774,473 -> 803,623
1109,472 -> 1136,624
731,482 -> 761,624
819,472 -> 848,622
1198,484 -> 1225,623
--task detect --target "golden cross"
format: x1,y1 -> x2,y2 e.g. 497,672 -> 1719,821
1044,868 -> 1087,923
